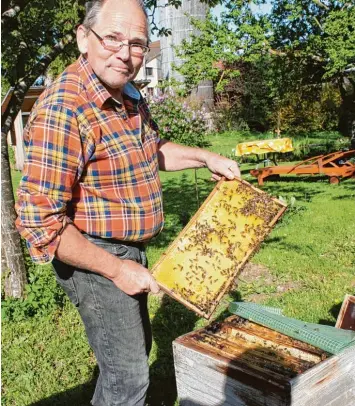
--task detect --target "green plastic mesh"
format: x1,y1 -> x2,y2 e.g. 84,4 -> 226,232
229,302 -> 355,354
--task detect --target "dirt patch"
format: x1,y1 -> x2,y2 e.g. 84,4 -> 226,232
235,262 -> 303,303
238,262 -> 274,285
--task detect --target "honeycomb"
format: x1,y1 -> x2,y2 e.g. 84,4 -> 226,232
151,178 -> 287,319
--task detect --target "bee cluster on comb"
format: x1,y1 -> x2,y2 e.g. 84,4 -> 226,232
151,178 -> 287,319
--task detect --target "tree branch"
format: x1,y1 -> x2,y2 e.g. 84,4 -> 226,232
311,0 -> 329,11
268,48 -> 324,63
1,0 -> 32,30
2,33 -> 74,135
313,16 -> 323,31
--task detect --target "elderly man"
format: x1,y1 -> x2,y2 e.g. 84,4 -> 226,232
15,0 -> 240,404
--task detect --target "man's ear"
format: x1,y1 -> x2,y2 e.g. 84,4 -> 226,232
77,25 -> 89,54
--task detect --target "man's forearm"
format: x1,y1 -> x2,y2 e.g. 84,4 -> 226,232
55,223 -> 121,280
157,139 -> 241,181
157,139 -> 211,171
54,224 -> 160,295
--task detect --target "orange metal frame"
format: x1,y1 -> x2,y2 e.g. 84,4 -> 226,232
250,150 -> 355,186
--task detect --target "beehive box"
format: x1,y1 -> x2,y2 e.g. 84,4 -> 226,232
151,178 -> 286,318
174,316 -> 355,406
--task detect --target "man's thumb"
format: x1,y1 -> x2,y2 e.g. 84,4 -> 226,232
150,278 -> 160,294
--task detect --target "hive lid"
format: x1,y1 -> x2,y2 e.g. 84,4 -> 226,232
151,178 -> 287,319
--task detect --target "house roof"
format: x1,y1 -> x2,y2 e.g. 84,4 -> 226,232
147,40 -> 160,64
1,86 -> 45,115
133,79 -> 151,90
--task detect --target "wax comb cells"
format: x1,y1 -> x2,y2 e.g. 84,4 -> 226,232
152,179 -> 286,319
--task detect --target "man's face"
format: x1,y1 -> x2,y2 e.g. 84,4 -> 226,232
79,0 -> 148,93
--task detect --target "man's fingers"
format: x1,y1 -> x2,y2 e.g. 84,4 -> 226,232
226,163 -> 240,179
211,173 -> 221,182
149,278 -> 160,294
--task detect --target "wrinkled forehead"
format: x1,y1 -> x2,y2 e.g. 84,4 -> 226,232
95,0 -> 148,41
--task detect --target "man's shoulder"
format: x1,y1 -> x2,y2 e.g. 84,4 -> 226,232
35,59 -> 87,113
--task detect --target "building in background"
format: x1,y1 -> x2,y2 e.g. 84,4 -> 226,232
134,40 -> 162,98
2,86 -> 45,171
158,0 -> 214,110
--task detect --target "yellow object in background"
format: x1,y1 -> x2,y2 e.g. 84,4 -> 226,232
235,138 -> 293,156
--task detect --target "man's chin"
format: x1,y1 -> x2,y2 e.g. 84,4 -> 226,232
102,76 -> 131,91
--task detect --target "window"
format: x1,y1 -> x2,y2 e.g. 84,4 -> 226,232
145,67 -> 153,77
22,113 -> 30,128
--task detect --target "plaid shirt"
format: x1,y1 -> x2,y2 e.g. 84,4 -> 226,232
16,55 -> 164,264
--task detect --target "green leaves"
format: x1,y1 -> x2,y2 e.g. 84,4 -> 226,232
1,0 -> 84,87
2,265 -> 66,322
323,7 -> 355,78
173,0 -> 354,134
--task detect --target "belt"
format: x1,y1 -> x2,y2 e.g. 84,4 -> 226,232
81,233 -> 146,250
81,232 -> 147,266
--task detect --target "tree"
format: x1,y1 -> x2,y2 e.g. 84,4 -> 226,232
175,0 -> 355,136
268,0 -> 355,137
1,0 -> 84,298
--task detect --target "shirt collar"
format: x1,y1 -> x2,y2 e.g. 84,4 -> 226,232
77,55 -> 141,109
123,82 -> 141,101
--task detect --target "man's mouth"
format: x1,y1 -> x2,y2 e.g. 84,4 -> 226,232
111,67 -> 130,73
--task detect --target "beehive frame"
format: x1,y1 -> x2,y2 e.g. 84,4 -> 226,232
151,178 -> 287,319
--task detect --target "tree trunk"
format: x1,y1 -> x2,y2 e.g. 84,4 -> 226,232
1,34 -> 75,298
338,76 -> 355,140
1,129 -> 27,298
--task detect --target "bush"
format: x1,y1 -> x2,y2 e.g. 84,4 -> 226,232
213,99 -> 250,133
148,95 -> 210,148
2,264 -> 66,322
288,132 -> 351,161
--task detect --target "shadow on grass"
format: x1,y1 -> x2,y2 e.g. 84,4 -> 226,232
263,236 -> 310,252
149,174 -> 214,249
331,193 -> 355,200
258,179 -> 325,202
29,366 -> 98,406
214,290 -> 243,323
341,181 -> 355,191
147,295 -> 199,406
318,301 -> 344,327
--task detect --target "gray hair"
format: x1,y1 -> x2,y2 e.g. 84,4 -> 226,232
83,0 -> 148,31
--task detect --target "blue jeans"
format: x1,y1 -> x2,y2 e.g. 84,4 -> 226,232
52,234 -> 151,406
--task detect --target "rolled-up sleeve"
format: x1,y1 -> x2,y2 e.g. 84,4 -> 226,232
15,104 -> 91,264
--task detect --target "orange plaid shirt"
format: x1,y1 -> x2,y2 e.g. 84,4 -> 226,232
16,55 -> 164,264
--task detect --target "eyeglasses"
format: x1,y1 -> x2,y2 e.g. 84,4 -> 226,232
90,28 -> 150,56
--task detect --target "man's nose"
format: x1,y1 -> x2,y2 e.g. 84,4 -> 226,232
115,42 -> 130,60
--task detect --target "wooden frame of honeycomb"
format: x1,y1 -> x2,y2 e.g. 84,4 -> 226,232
151,178 -> 287,319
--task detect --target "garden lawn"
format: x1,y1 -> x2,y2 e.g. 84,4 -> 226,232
2,132 -> 355,405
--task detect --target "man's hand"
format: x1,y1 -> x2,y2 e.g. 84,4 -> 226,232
204,152 -> 241,181
112,259 -> 160,296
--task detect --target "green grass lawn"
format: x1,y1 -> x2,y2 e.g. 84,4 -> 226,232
2,132 -> 355,405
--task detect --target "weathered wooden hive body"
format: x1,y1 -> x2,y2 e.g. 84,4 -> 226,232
174,316 -> 355,405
